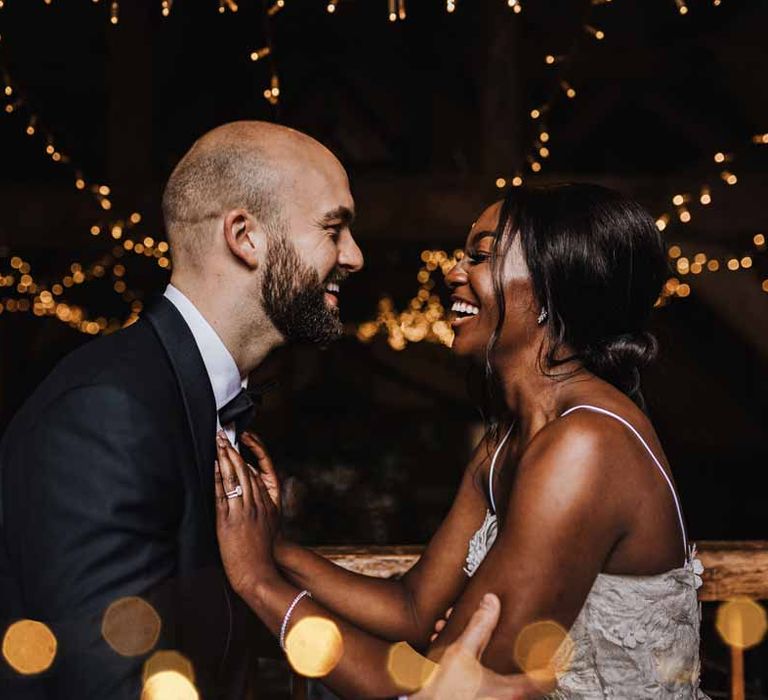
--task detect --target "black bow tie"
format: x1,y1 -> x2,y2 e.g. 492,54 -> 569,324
217,389 -> 258,437
218,380 -> 277,437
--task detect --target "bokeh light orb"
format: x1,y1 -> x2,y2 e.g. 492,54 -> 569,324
141,670 -> 198,700
102,596 -> 161,656
386,641 -> 438,693
142,650 -> 195,684
514,620 -> 572,680
2,619 -> 57,675
716,598 -> 767,650
285,616 -> 344,678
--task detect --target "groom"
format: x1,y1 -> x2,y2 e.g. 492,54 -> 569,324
0,121 -> 363,698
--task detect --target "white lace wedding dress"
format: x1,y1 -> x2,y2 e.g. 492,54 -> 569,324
464,405 -> 709,698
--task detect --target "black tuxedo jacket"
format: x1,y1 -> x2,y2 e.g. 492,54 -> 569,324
0,296 -> 272,698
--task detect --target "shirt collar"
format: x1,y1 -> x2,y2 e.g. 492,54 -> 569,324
163,284 -> 245,411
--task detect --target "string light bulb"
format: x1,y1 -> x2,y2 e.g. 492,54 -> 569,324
250,47 -> 271,62
585,25 -> 605,40
267,0 -> 285,17
110,1 -> 119,25
699,186 -> 711,205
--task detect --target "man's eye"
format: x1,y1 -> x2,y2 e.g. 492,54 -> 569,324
326,227 -> 341,238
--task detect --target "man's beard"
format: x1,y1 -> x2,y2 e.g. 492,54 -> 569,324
262,231 -> 347,346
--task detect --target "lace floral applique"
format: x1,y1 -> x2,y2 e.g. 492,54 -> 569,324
464,509 -> 498,577
687,544 -> 704,589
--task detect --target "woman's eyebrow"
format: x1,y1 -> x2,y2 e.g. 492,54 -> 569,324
468,230 -> 497,247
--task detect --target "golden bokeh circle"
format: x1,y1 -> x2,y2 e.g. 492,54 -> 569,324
285,616 -> 344,678
2,619 -> 57,675
142,650 -> 195,685
513,620 -> 572,680
102,596 -> 162,657
141,670 -> 199,700
386,641 -> 439,693
716,598 -> 767,650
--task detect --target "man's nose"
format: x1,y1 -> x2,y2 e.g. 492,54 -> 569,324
339,231 -> 364,273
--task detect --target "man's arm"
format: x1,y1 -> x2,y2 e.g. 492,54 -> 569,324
7,384 -> 182,698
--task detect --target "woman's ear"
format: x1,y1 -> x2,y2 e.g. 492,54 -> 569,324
223,209 -> 262,269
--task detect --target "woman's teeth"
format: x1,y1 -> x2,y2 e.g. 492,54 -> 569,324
451,301 -> 480,317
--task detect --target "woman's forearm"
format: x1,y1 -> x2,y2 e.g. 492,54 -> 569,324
242,569 -> 434,699
276,540 -> 431,645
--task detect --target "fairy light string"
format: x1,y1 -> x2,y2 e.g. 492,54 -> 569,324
0,0 -> 762,341
494,0 -> 611,191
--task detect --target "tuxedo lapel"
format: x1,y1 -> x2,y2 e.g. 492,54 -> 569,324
144,296 -> 218,528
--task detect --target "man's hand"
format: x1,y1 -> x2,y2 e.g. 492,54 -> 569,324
412,594 -> 552,700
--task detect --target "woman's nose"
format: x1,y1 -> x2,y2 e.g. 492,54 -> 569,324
444,257 -> 467,289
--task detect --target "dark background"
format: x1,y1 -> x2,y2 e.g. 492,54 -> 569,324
1,0 -> 766,695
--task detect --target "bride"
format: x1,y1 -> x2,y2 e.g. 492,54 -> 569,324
214,183 -> 707,698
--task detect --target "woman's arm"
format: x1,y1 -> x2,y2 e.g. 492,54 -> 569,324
254,432 -> 495,647
426,416 -> 626,674
216,436 -> 433,697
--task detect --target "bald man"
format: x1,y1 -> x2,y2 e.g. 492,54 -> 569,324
0,122 -> 363,699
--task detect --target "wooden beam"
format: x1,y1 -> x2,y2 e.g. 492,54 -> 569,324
314,541 -> 768,601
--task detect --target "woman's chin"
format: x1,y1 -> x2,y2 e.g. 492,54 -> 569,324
448,331 -> 479,357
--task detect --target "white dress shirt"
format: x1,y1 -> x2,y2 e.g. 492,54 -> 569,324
164,284 -> 246,445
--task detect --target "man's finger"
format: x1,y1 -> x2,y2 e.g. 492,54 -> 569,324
455,593 -> 501,659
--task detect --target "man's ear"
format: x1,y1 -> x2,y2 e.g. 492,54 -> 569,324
223,209 -> 262,269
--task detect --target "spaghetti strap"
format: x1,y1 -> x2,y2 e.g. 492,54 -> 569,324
488,424 -> 514,514
561,404 -> 688,557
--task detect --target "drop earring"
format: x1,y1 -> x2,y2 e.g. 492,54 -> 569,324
537,307 -> 548,325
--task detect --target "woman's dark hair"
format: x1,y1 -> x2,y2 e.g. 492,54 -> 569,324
478,183 -> 667,428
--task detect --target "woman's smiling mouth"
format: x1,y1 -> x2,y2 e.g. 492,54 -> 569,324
450,297 -> 480,327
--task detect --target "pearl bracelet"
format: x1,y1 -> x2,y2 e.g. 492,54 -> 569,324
279,589 -> 312,650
